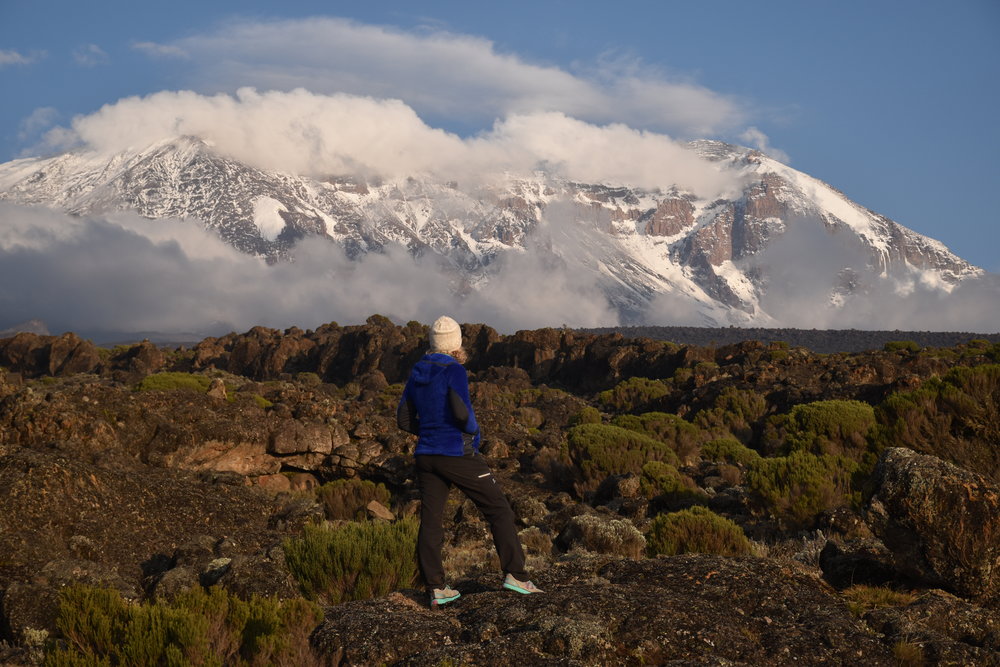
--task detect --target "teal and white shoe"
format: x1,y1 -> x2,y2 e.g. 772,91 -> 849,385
430,586 -> 461,608
502,574 -> 543,594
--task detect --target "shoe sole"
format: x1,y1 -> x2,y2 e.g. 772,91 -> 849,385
503,582 -> 539,594
430,593 -> 460,607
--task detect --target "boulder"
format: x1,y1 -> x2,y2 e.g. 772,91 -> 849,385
366,499 -> 395,521
865,447 -> 1000,602
215,547 -> 301,601
206,378 -> 227,400
819,539 -> 898,589
162,439 -> 280,476
864,589 -> 1000,665
268,422 -> 334,456
1,559 -> 139,640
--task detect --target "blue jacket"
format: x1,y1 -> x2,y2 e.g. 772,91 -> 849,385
397,353 -> 480,456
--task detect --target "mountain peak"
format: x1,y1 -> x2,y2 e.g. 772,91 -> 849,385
0,136 -> 982,327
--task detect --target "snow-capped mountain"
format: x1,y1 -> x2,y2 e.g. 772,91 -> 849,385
0,136 -> 981,326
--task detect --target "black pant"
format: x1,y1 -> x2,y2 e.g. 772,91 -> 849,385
415,454 -> 527,588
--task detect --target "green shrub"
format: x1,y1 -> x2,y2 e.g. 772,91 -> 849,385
282,518 -> 419,604
746,450 -> 858,529
296,372 -> 322,387
316,478 -> 392,521
597,377 -> 669,412
873,364 -> 1000,482
252,394 -> 273,409
569,406 -> 602,426
611,411 -> 704,463
564,423 -> 679,493
639,461 -> 697,500
646,506 -> 751,557
701,438 -> 761,466
693,387 -> 769,443
669,367 -> 693,388
44,584 -> 322,667
763,399 -> 876,460
136,372 -> 212,393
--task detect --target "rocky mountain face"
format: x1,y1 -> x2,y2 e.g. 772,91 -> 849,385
1,322 -> 999,663
0,137 -> 981,325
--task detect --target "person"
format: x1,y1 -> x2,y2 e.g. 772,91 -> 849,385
397,315 -> 542,608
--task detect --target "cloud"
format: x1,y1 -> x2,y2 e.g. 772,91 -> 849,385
17,107 -> 59,143
0,203 -> 617,337
138,16 -> 745,139
740,127 -> 791,164
746,217 -> 1000,332
2,196 -> 995,337
131,41 -> 189,59
42,88 -> 741,196
0,49 -> 45,67
73,44 -> 109,67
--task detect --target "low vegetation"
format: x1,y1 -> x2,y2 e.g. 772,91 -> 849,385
316,478 -> 392,521
746,450 -> 859,528
136,372 -> 213,393
45,585 -> 322,666
646,506 -> 752,557
282,519 -> 419,604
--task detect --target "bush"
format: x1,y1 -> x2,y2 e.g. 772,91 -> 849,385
701,438 -> 761,466
45,584 -> 322,666
762,399 -> 876,460
611,412 -> 704,463
597,377 -> 669,412
873,364 -> 1000,482
316,478 -> 392,521
746,450 -> 859,529
639,461 -> 697,500
556,514 -> 646,558
692,387 -> 768,444
282,518 -> 419,604
569,406 -> 602,426
135,372 -> 212,393
564,423 -> 679,493
646,506 -> 751,557
296,372 -> 322,387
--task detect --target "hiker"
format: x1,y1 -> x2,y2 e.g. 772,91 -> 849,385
397,315 -> 542,607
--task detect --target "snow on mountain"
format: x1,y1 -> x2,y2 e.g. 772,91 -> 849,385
0,136 -> 981,326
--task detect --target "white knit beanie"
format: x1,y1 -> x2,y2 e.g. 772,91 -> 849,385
429,316 -> 462,353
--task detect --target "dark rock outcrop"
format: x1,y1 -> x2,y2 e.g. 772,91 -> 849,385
311,555 -> 895,665
819,539 -> 898,589
864,589 -> 1000,665
865,447 -> 1000,603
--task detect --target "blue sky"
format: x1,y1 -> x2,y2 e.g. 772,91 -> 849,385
2,0 -> 999,272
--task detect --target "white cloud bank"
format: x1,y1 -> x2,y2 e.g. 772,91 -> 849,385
0,203 -> 619,337
3,198 -> 996,338
133,16 -> 745,139
41,88 -> 741,196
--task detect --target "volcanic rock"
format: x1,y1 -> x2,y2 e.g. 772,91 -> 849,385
865,447 -> 1000,602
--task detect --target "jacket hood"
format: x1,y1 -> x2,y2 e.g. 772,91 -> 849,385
410,353 -> 457,385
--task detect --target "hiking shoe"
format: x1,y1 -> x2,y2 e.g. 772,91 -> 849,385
430,586 -> 461,608
503,574 -> 543,594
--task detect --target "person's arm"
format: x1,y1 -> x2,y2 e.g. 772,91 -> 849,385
396,382 -> 420,435
447,365 -> 479,435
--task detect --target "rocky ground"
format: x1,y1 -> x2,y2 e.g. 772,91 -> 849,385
0,319 -> 998,665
